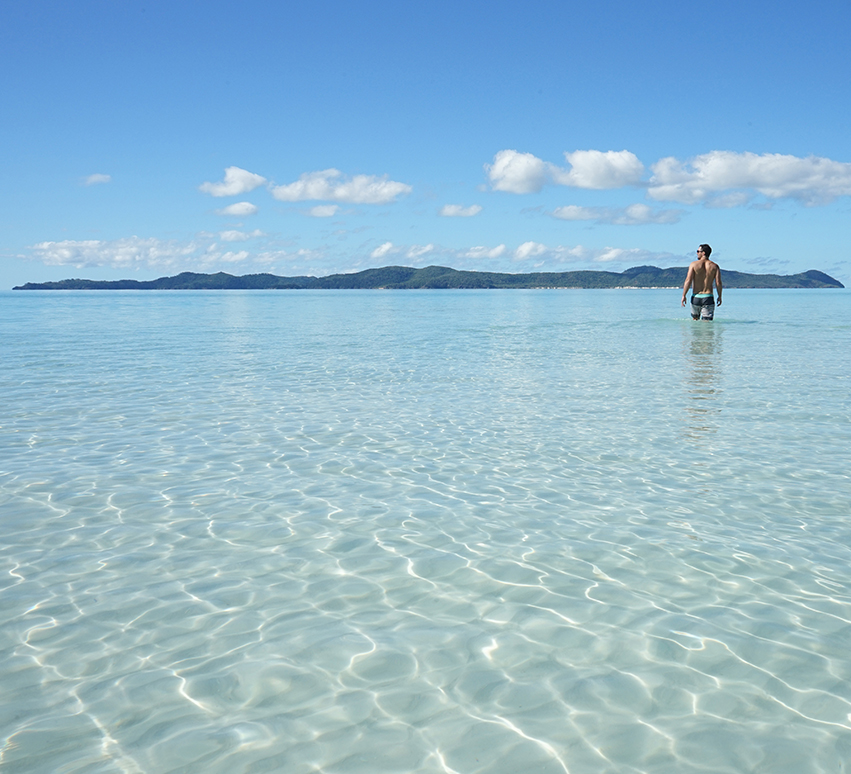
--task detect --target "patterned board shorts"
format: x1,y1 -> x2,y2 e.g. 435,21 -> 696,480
690,294 -> 715,320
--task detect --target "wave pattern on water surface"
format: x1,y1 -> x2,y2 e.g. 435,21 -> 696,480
1,290 -> 851,774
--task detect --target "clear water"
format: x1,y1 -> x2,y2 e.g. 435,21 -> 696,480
1,288 -> 850,774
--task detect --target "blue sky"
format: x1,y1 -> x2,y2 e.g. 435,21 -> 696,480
2,0 -> 850,288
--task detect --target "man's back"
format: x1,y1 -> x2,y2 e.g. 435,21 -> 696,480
688,258 -> 720,293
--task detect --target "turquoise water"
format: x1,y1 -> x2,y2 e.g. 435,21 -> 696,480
1,288 -> 850,774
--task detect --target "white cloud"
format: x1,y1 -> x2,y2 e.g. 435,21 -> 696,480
551,203 -> 682,225
594,247 -> 632,262
254,247 -> 324,266
551,205 -> 599,221
270,169 -> 411,204
499,242 -> 673,266
371,241 -> 396,259
27,236 -> 259,270
487,148 -> 644,193
512,242 -> 592,263
463,244 -> 507,259
199,166 -> 267,197
219,229 -> 264,242
648,151 -> 851,205
440,204 -> 483,217
83,173 -> 111,186
308,204 -> 340,217
217,201 -> 258,216
704,192 -> 754,209
546,245 -> 589,262
485,147 -> 851,206
29,237 -> 200,269
485,150 -> 549,193
614,204 -> 681,224
407,244 -> 434,258
514,241 -> 548,261
552,150 -> 644,189
486,148 -> 851,205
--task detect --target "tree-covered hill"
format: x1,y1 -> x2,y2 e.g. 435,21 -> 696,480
13,265 -> 845,290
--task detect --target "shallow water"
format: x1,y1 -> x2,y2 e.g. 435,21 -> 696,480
1,288 -> 850,773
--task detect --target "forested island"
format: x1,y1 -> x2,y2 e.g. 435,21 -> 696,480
13,265 -> 845,290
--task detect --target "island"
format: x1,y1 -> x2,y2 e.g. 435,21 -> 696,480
13,265 -> 845,290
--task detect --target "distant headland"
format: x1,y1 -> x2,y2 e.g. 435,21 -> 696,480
13,265 -> 845,290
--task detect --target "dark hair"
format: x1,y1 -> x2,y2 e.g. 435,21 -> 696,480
699,244 -> 712,257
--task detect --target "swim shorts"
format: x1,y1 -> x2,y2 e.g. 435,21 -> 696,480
690,293 -> 715,320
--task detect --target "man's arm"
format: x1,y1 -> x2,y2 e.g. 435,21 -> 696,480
681,265 -> 694,306
715,267 -> 723,306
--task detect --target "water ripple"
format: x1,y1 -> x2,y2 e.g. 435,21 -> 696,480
2,290 -> 851,773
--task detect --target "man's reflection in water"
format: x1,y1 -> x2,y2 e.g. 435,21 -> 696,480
682,323 -> 722,441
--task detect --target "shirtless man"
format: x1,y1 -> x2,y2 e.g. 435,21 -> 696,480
682,244 -> 722,320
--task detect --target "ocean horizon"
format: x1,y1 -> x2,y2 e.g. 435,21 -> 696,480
2,288 -> 850,773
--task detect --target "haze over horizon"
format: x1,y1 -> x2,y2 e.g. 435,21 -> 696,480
3,0 -> 850,289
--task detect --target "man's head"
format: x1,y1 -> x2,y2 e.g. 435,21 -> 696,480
697,244 -> 712,258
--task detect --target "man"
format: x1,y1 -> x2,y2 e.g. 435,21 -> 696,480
682,244 -> 722,320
